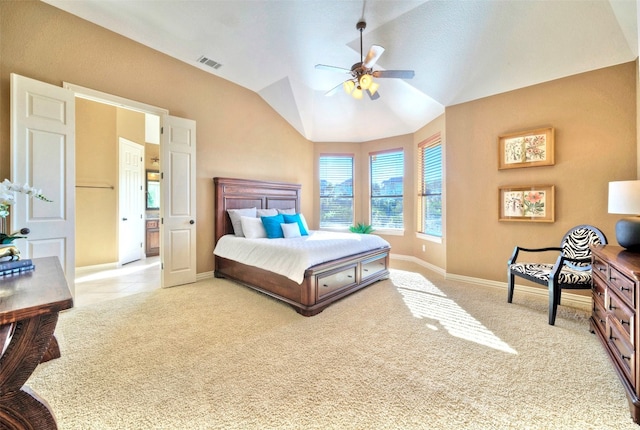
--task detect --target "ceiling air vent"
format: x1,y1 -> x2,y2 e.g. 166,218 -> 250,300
197,56 -> 222,70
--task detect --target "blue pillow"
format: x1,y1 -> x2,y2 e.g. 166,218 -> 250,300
283,213 -> 308,236
261,214 -> 285,238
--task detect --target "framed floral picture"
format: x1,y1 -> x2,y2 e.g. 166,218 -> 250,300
498,127 -> 554,169
499,185 -> 555,222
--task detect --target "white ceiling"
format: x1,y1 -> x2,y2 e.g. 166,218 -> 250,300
43,0 -> 638,143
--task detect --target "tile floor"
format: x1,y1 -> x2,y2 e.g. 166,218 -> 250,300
73,256 -> 161,307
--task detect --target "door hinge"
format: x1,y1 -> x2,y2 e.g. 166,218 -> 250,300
161,127 -> 164,134
161,172 -> 164,179
161,217 -> 163,224
161,262 -> 164,270
140,242 -> 143,248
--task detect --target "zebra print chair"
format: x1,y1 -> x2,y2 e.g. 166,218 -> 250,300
507,225 -> 607,325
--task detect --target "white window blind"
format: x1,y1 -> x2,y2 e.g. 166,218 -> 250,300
419,135 -> 442,237
370,149 -> 404,230
319,155 -> 354,228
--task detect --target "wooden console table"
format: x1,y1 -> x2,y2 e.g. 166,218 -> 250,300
0,257 -> 73,429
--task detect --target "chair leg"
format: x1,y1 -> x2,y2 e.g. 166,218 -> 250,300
548,282 -> 561,326
507,271 -> 515,303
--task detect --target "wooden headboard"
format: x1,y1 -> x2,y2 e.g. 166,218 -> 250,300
213,177 -> 301,243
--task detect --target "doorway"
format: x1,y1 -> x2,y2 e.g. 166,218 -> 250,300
68,83 -> 167,303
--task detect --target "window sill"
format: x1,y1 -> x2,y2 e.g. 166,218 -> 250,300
416,232 -> 442,244
373,229 -> 404,237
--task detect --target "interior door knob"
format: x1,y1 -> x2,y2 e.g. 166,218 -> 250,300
122,217 -> 128,221
189,220 -> 195,225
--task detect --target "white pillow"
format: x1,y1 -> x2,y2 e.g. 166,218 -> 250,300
227,207 -> 257,237
240,216 -> 267,239
298,213 -> 310,232
277,208 -> 296,215
257,208 -> 278,217
281,222 -> 301,238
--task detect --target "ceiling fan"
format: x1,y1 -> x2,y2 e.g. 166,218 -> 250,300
315,20 -> 415,100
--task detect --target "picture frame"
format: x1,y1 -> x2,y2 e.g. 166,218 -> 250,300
498,127 -> 554,170
499,185 -> 555,222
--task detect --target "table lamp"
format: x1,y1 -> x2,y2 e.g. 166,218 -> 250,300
609,180 -> 640,251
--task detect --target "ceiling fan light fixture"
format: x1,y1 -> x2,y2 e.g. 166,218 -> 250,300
343,80 -> 355,94
352,88 -> 363,99
359,74 -> 372,90
368,81 -> 379,96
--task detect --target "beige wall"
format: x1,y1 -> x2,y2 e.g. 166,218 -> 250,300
0,1 -> 314,273
76,99 -> 118,266
445,62 -> 636,284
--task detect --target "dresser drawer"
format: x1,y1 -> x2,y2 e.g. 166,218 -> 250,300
360,254 -> 387,281
592,254 -> 608,280
609,266 -> 636,307
316,265 -> 357,299
593,274 -> 606,303
147,219 -> 159,229
592,292 -> 607,337
609,290 -> 634,340
608,321 -> 635,383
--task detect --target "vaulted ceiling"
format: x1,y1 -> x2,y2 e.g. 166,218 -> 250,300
44,0 -> 638,143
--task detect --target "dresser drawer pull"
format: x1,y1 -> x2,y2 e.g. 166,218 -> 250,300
599,318 -> 606,324
621,319 -> 630,326
621,354 -> 632,362
597,266 -> 606,272
609,304 -> 617,311
619,286 -> 632,292
596,291 -> 603,297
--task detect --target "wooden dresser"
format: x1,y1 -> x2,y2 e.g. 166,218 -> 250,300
591,244 -> 640,423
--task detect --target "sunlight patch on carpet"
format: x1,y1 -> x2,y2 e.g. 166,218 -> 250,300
75,260 -> 161,283
390,269 -> 517,354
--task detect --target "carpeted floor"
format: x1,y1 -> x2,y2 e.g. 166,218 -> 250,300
29,261 -> 638,429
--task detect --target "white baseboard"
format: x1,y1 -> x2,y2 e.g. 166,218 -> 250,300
389,254 -> 591,311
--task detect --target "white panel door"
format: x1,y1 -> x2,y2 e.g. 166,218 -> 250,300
118,137 -> 144,265
161,115 -> 196,287
10,73 -> 76,288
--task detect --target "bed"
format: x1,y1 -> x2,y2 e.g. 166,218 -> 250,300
213,177 -> 391,316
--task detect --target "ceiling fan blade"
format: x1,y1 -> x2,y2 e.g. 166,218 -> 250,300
324,82 -> 344,96
373,70 -> 415,79
367,89 -> 380,100
363,45 -> 385,68
315,64 -> 352,74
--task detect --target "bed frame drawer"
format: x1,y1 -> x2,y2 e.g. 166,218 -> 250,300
316,265 -> 357,300
361,254 -> 387,281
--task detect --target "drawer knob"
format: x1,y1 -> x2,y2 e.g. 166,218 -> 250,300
621,354 -> 631,362
322,284 -> 328,288
621,319 -> 630,326
620,286 -> 631,292
597,266 -> 606,272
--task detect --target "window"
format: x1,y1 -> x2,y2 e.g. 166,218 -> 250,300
319,155 -> 354,228
370,149 -> 404,230
419,135 -> 442,237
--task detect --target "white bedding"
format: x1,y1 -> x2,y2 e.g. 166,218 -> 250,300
213,230 -> 390,284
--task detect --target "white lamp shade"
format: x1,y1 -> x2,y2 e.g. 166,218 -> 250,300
608,180 -> 640,214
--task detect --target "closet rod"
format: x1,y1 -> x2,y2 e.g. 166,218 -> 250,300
76,185 -> 114,189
